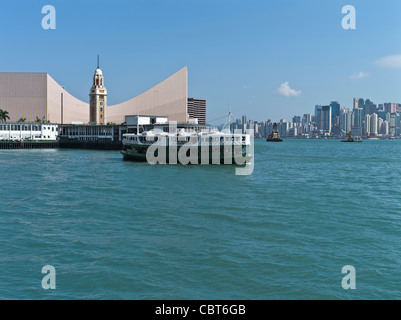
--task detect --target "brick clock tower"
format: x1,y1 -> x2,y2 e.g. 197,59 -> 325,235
89,56 -> 107,124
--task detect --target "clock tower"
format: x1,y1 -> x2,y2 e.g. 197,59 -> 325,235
89,56 -> 107,124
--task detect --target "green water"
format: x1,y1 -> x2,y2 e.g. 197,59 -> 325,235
1,139 -> 401,299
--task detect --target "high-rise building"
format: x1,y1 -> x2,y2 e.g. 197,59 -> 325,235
279,119 -> 289,137
314,105 -> 322,117
266,120 -> 273,137
292,116 -> 301,124
364,99 -> 373,116
382,120 -> 390,135
384,103 -> 397,114
364,114 -> 371,136
377,110 -> 390,122
340,110 -> 352,133
370,113 -> 378,136
358,98 -> 365,109
378,118 -> 383,135
353,108 -> 363,128
330,101 -> 340,119
242,115 -> 247,127
353,98 -> 359,110
187,98 -> 206,125
302,113 -> 312,124
318,105 -> 331,134
390,113 -> 397,136
396,114 -> 401,136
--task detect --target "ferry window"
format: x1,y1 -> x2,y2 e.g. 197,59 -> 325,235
52,127 -> 54,132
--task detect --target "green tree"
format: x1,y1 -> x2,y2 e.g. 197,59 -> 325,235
0,109 -> 10,122
35,116 -> 42,123
17,117 -> 26,122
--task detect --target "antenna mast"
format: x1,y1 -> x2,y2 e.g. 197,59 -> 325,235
97,55 -> 99,68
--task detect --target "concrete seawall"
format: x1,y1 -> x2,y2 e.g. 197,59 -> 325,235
0,141 -> 59,149
0,141 -> 122,150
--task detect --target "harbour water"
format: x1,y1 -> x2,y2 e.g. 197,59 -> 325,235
1,139 -> 401,299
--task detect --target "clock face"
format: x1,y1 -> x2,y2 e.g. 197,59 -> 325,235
100,101 -> 104,106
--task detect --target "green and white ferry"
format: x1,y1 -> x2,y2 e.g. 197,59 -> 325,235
121,126 -> 252,165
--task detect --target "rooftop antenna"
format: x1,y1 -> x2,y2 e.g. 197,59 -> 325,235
97,55 -> 100,69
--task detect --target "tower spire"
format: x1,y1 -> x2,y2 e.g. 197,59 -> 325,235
97,55 -> 99,69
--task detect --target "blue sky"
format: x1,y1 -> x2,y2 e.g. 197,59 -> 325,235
0,0 -> 400,123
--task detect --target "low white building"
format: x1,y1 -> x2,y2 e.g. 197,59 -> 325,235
0,123 -> 59,141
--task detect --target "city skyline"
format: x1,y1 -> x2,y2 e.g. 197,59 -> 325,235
0,0 -> 400,122
230,97 -> 401,139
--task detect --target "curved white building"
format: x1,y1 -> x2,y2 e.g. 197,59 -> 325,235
0,66 -> 202,125
0,73 -> 89,124
108,66 -> 188,124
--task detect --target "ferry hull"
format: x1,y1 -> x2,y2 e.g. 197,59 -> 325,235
121,146 -> 251,164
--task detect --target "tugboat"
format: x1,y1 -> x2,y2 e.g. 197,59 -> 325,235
341,131 -> 362,142
266,123 -> 283,142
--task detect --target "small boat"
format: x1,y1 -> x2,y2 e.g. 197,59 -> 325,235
266,123 -> 283,142
341,131 -> 362,142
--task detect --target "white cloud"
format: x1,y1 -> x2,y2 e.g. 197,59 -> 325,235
275,82 -> 302,97
242,85 -> 252,89
350,72 -> 369,79
374,54 -> 401,69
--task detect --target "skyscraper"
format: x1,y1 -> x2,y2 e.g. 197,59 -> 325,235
353,108 -> 363,128
315,105 -> 322,116
292,116 -> 301,124
364,99 -> 373,116
318,106 -> 331,134
358,98 -> 365,109
353,98 -> 359,110
364,114 -> 371,136
384,103 -> 397,114
340,109 -> 352,133
330,101 -> 340,119
370,113 -> 378,136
